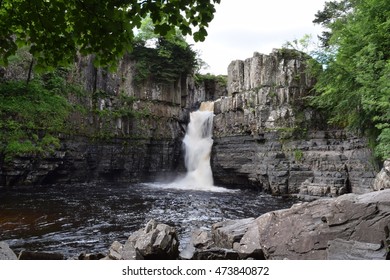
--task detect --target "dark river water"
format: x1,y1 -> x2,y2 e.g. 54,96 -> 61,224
0,183 -> 297,258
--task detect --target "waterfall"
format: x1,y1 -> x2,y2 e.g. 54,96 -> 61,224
181,101 -> 215,188
143,101 -> 233,192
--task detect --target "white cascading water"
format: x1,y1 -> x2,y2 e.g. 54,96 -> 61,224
144,101 -> 233,192
180,101 -> 215,188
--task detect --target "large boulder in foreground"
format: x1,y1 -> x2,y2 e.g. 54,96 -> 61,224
238,189 -> 390,259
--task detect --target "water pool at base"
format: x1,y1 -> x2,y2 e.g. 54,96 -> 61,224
0,183 -> 297,258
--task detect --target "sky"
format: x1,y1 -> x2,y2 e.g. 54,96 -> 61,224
188,0 -> 328,75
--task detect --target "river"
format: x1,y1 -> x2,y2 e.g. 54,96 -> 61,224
0,183 -> 297,258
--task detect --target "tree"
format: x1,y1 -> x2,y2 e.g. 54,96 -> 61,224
0,0 -> 220,69
312,0 -> 390,160
130,16 -> 198,84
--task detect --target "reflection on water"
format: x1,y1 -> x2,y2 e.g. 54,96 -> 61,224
0,183 -> 297,258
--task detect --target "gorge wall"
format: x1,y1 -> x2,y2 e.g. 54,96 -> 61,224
0,53 -> 225,187
211,49 -> 377,197
0,49 -> 379,196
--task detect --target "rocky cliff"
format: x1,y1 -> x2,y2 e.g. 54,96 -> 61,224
211,49 -> 377,196
0,53 -> 209,187
0,49 -> 379,193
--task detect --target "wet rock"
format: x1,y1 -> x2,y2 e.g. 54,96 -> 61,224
18,250 -> 64,260
78,252 -> 106,260
0,241 -> 17,260
327,239 -> 387,260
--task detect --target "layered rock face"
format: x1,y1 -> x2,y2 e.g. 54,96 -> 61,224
0,54 -> 200,187
212,49 -> 376,196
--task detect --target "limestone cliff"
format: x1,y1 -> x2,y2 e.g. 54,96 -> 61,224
211,49 -> 377,196
0,53 -> 205,187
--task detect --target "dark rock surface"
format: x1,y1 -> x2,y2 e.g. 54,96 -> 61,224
0,137 -> 184,187
18,250 -> 64,260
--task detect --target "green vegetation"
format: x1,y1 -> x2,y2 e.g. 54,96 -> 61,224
0,0 -> 220,70
0,77 -> 71,161
294,149 -> 304,162
195,73 -> 228,86
131,18 -> 197,85
310,0 -> 390,160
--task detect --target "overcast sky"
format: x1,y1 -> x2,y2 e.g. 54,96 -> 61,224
188,0 -> 328,75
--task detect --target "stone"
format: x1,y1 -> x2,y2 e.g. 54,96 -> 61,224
0,241 -> 17,260
78,252 -> 106,260
179,229 -> 213,260
192,229 -> 213,249
237,189 -> 390,259
237,223 -> 265,259
107,241 -> 123,260
327,239 -> 387,260
123,219 -> 179,260
19,250 -> 64,260
212,218 -> 254,249
192,248 -> 240,260
373,159 -> 390,191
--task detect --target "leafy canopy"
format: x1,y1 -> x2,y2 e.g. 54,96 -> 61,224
131,16 -> 198,84
0,0 -> 220,69
312,0 -> 390,160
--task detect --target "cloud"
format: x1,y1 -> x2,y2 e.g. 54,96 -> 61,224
189,0 -> 327,75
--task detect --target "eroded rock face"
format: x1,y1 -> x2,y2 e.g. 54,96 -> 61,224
212,49 -> 376,196
238,189 -> 390,259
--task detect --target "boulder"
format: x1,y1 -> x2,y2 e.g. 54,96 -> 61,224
237,222 -> 265,259
0,241 -> 17,260
373,159 -> 390,191
122,219 -> 179,260
182,219 -> 262,260
212,218 -> 254,249
179,229 -> 214,259
238,189 -> 390,259
107,241 -> 124,260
